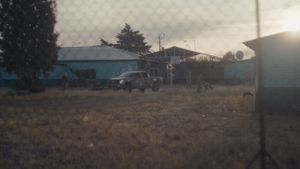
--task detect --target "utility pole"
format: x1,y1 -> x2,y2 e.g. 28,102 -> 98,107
158,33 -> 165,51
159,35 -> 162,51
245,0 -> 280,169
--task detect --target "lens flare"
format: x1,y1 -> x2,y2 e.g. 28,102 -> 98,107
282,14 -> 300,31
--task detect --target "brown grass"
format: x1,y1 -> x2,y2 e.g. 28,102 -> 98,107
0,85 -> 299,169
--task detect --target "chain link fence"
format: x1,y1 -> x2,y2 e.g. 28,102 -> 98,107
1,0 -> 299,87
55,0 -> 299,53
0,0 -> 300,169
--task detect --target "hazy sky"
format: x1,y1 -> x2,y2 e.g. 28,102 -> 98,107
55,0 -> 300,57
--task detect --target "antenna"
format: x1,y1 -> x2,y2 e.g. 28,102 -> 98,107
158,33 -> 165,51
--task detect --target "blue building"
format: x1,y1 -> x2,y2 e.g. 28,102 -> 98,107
224,58 -> 255,85
244,31 -> 300,113
0,46 -> 141,87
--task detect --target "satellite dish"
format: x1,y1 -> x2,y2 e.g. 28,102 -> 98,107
236,51 -> 244,60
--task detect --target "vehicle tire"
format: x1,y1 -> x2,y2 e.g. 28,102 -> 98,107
152,83 -> 160,92
126,83 -> 132,93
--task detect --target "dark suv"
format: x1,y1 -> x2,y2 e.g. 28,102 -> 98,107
109,71 -> 160,92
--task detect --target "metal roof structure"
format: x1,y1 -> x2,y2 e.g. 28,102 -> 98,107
58,46 -> 140,61
143,46 -> 200,58
244,31 -> 300,50
141,46 -> 220,62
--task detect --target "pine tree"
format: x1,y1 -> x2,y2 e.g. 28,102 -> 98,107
0,0 -> 58,90
223,51 -> 236,62
100,38 -> 114,47
115,24 -> 151,55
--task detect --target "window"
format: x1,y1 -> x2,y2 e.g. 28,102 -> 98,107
141,72 -> 149,78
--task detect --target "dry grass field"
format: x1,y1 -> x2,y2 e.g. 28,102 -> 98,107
0,85 -> 299,169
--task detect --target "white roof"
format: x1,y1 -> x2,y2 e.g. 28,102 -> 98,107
58,46 -> 140,61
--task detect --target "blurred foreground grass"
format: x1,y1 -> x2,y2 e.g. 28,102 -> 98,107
0,85 -> 299,169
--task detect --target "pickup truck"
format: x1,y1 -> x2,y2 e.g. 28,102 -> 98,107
108,71 -> 161,93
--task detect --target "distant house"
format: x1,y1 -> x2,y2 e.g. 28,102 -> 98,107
244,31 -> 300,112
143,46 -> 200,63
142,46 -> 208,83
0,46 -> 141,87
224,58 -> 255,85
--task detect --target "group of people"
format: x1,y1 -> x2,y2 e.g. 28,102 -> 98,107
185,71 -> 213,92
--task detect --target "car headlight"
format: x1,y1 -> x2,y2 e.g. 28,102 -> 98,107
119,80 -> 125,84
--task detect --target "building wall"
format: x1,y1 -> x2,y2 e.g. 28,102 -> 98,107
0,68 -> 17,80
0,68 -> 17,87
0,60 -> 139,87
261,40 -> 300,88
263,88 -> 300,112
173,62 -> 224,84
60,60 -> 138,80
224,59 -> 255,84
260,40 -> 300,113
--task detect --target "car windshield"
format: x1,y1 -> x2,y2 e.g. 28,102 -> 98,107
119,72 -> 134,77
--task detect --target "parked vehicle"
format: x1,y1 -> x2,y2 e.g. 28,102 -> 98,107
108,71 -> 161,92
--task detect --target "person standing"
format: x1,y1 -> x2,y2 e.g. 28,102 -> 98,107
196,74 -> 204,93
186,71 -> 192,89
62,73 -> 69,90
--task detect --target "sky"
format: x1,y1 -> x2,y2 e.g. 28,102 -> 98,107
55,0 -> 300,58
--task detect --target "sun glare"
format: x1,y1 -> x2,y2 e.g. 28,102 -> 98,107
282,15 -> 300,31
